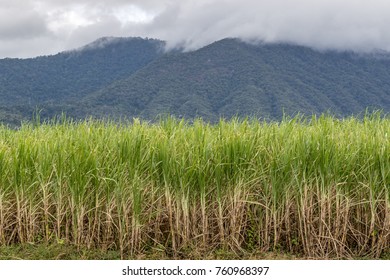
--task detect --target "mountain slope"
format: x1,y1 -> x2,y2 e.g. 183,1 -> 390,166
79,38 -> 390,121
1,37 -> 390,125
0,37 -> 164,123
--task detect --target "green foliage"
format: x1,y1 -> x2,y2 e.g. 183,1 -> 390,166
80,39 -> 390,122
1,38 -> 390,126
0,114 -> 388,258
0,37 -> 164,124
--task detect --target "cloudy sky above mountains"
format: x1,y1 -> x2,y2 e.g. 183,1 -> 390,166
1,0 -> 390,58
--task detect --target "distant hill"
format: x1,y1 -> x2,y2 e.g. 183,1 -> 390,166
0,37 -> 164,125
1,37 -> 389,125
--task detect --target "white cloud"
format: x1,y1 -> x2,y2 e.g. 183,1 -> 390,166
2,0 -> 390,57
114,5 -> 156,25
146,0 -> 390,52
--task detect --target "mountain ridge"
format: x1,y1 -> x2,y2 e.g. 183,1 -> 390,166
0,37 -> 389,125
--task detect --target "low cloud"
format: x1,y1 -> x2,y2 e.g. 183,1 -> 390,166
0,2 -> 49,40
1,0 -> 390,57
144,0 -> 390,52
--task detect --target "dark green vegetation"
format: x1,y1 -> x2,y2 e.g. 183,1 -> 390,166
0,244 -> 122,260
0,115 -> 388,259
1,37 -> 389,126
0,37 -> 164,126
0,243 -> 304,260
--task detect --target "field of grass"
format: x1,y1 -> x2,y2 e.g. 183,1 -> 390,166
0,114 -> 389,259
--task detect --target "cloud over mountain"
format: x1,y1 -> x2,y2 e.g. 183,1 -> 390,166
1,0 -> 390,57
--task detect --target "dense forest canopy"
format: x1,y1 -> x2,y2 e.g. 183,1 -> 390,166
0,37 -> 389,126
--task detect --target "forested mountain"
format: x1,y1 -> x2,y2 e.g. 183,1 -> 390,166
1,37 -> 389,125
0,37 -> 164,125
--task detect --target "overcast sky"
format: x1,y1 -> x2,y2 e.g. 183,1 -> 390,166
1,0 -> 390,58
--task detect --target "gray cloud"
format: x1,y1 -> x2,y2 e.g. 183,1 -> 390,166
63,17 -> 124,50
0,2 -> 49,40
0,13 -> 48,40
1,0 -> 390,58
146,0 -> 390,52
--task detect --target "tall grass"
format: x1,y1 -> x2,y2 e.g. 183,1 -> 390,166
0,114 -> 388,258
